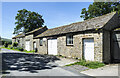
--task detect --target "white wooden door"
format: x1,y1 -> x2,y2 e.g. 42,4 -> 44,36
48,39 -> 57,55
83,39 -> 94,61
25,41 -> 30,51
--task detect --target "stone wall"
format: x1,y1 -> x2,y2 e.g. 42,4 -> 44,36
36,38 -> 48,54
37,32 -> 103,62
12,37 -> 25,48
24,26 -> 48,51
19,37 -> 25,48
12,39 -> 16,45
25,34 -> 33,51
57,32 -> 103,62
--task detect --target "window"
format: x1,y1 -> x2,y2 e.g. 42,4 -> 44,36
66,34 -> 73,45
39,38 -> 43,46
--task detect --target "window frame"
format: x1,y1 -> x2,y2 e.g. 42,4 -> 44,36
39,38 -> 43,46
66,34 -> 73,46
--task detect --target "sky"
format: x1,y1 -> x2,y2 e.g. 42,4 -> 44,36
2,2 -> 93,39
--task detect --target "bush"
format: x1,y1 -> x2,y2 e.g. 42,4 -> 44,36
2,41 -> 5,45
13,42 -> 18,47
8,45 -> 13,49
4,42 -> 8,47
14,47 -> 23,51
19,47 -> 24,51
10,47 -> 13,49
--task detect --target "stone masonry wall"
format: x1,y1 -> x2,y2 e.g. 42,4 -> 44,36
12,39 -> 16,45
57,32 -> 103,62
20,37 -> 25,49
25,34 -> 33,51
36,32 -> 103,62
12,37 -> 25,49
35,38 -> 48,54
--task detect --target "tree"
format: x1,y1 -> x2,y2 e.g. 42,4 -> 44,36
80,2 -> 120,20
13,42 -> 18,47
13,9 -> 44,34
4,42 -> 8,48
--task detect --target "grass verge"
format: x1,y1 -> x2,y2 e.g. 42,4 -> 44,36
1,47 -> 34,53
65,60 -> 105,69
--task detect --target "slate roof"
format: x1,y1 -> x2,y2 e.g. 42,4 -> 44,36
12,33 -> 25,39
34,12 -> 118,38
25,26 -> 45,35
12,26 -> 47,39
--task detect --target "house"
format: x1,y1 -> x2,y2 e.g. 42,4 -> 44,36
12,26 -> 48,51
12,33 -> 25,48
25,26 -> 48,51
34,12 -> 120,63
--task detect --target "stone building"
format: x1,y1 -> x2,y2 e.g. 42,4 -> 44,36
12,26 -> 48,51
25,26 -> 48,51
12,33 -> 25,48
34,12 -> 120,63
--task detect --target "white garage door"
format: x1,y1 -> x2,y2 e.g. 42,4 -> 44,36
83,39 -> 94,61
48,39 -> 57,55
25,41 -> 30,51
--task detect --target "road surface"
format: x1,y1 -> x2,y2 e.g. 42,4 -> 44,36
1,48 -> 93,78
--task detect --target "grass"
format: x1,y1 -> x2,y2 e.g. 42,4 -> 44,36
65,60 -> 105,69
24,50 -> 35,53
1,47 -> 35,53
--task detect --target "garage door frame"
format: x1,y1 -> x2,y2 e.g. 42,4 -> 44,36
25,40 -> 30,51
47,38 -> 57,55
82,38 -> 94,61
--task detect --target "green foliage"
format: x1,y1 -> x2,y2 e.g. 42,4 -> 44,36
16,47 -> 24,51
80,2 -> 120,20
66,60 -> 105,69
2,46 -> 34,53
2,47 -> 20,51
13,42 -> 18,47
8,45 -> 13,49
13,9 -> 44,34
25,50 -> 35,53
13,47 -> 24,51
2,41 -> 5,45
10,47 -> 13,49
4,42 -> 8,48
1,38 -> 12,45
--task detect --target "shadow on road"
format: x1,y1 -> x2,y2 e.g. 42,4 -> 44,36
2,52 -> 60,74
